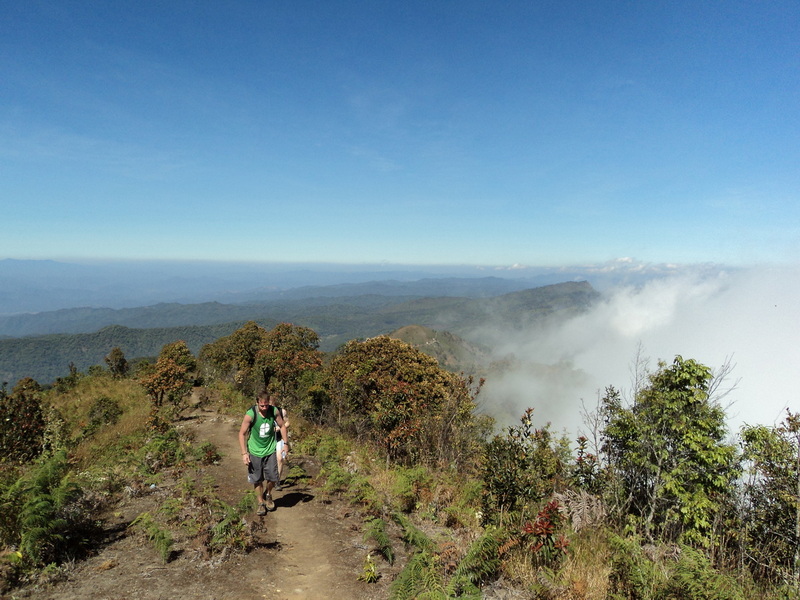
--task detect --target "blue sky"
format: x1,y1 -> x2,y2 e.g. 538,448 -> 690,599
2,1 -> 798,267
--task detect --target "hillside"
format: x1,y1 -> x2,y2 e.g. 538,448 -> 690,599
0,281 -> 599,386
387,325 -> 490,374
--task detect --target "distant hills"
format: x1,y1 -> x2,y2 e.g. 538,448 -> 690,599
0,257 -> 703,315
0,280 -> 599,386
0,276 -> 541,338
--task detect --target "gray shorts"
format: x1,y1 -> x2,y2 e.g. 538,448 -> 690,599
247,452 -> 279,485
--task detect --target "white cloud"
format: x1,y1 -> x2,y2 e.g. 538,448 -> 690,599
477,266 -> 800,438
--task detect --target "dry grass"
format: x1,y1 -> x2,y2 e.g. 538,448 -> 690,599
556,527 -> 612,599
47,376 -> 151,467
499,526 -> 611,599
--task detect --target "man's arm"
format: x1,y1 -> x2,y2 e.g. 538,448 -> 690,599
239,416 -> 252,464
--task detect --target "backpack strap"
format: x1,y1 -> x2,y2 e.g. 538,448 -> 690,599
246,404 -> 258,436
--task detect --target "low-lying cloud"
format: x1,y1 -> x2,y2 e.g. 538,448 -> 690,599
477,265 -> 800,439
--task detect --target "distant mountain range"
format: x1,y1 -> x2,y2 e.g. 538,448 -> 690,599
0,280 -> 599,386
0,257 -> 707,315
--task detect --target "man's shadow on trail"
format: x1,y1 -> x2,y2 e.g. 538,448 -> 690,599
274,489 -> 315,508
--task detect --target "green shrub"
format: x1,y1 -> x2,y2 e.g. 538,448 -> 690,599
481,408 -> 567,527
85,396 -> 123,436
658,546 -> 744,600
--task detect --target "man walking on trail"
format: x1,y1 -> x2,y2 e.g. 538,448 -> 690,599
239,390 -> 289,515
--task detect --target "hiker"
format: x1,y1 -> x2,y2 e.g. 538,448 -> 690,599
239,389 -> 289,515
269,394 -> 290,490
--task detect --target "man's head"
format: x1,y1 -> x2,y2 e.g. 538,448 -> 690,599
256,390 -> 271,412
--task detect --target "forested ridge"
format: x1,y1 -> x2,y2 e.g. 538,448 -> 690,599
2,286 -> 799,598
0,281 -> 597,386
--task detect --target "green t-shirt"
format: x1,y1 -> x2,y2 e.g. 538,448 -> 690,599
246,406 -> 278,457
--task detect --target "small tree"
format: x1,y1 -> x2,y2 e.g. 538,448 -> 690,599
158,340 -> 197,374
139,342 -> 196,429
740,411 -> 800,582
105,347 -> 129,378
601,356 -> 739,547
327,336 -> 487,468
255,323 -> 323,403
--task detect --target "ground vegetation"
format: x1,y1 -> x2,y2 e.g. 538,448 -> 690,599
0,323 -> 797,598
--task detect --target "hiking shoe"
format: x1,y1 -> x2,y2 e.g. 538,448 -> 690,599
256,503 -> 267,516
275,483 -> 283,491
265,494 -> 275,511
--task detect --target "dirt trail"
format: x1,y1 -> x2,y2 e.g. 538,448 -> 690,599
15,402 -> 397,600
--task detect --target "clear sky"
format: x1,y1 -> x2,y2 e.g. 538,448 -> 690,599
2,1 -> 798,267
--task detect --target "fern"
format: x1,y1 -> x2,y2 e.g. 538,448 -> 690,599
390,550 -> 444,600
9,451 -> 87,566
444,572 -> 482,599
391,512 -> 435,553
131,512 -> 174,564
450,529 -> 501,586
209,500 -> 249,553
553,489 -> 606,532
363,517 -> 394,564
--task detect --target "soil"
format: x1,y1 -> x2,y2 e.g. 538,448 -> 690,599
6,399 -> 407,600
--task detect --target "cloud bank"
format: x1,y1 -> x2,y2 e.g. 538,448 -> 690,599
478,265 -> 800,438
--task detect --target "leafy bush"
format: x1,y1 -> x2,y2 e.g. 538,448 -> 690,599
0,378 -> 46,464
481,408 -> 568,526
85,396 -> 123,437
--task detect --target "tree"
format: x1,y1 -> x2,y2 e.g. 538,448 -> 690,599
601,356 -> 739,547
158,340 -> 197,374
139,342 -> 196,413
255,323 -> 323,402
327,336 -> 488,467
199,321 -> 268,395
200,322 -> 322,401
740,411 -> 800,582
105,347 -> 129,378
